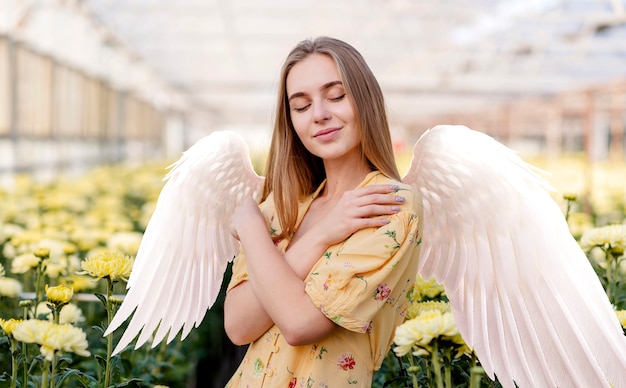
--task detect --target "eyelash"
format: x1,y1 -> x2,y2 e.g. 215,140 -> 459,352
293,94 -> 346,113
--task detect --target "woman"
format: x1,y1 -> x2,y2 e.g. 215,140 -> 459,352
224,36 -> 422,387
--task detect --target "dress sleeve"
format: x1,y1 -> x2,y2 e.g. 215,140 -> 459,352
226,193 -> 279,293
226,247 -> 248,293
304,205 -> 421,333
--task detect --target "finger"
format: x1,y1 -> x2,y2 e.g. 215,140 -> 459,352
355,204 -> 402,218
356,193 -> 406,207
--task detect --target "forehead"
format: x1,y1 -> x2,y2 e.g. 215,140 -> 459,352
286,54 -> 342,94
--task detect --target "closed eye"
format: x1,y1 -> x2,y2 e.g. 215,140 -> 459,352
293,104 -> 310,113
329,94 -> 346,102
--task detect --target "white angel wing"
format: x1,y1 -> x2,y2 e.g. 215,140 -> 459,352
403,125 -> 626,388
105,130 -> 264,355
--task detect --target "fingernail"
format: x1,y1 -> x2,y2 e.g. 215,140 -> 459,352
395,196 -> 405,202
389,184 -> 400,190
391,206 -> 401,211
382,218 -> 391,224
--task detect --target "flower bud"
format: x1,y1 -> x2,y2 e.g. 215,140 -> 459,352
19,300 -> 33,308
562,193 -> 577,201
34,247 -> 50,259
46,284 -> 74,304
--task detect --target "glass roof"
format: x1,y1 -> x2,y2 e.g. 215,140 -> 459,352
3,0 -> 626,131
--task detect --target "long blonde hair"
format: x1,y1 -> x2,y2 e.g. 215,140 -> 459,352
263,36 -> 400,239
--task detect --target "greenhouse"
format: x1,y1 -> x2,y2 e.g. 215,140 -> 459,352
1,0 -> 626,387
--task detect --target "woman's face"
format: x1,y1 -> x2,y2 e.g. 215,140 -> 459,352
286,54 -> 360,162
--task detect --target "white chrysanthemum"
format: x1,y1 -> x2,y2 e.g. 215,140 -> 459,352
580,224 -> 626,254
2,242 -> 16,259
0,263 -> 4,277
34,302 -> 84,324
0,223 -> 24,244
12,319 -> 90,361
0,277 -> 23,297
106,231 -> 143,256
11,253 -> 40,274
58,303 -> 85,324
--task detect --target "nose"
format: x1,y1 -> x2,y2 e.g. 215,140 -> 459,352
312,100 -> 331,123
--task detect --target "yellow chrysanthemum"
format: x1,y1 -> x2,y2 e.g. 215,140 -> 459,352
406,300 -> 450,320
412,276 -> 445,302
616,310 -> 626,328
11,319 -> 90,361
80,250 -> 133,281
11,253 -> 40,274
0,277 -> 24,298
46,284 -> 74,304
580,224 -> 626,255
394,304 -> 468,358
0,318 -> 22,335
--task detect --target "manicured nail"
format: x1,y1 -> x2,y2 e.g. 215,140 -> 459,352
389,184 -> 400,190
382,218 -> 391,224
395,196 -> 405,202
391,206 -> 401,211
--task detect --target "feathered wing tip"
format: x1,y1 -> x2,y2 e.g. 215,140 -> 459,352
104,130 -> 265,355
403,125 -> 626,388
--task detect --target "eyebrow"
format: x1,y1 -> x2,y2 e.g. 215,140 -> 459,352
288,80 -> 343,101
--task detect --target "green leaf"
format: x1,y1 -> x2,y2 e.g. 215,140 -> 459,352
111,378 -> 142,388
93,293 -> 108,308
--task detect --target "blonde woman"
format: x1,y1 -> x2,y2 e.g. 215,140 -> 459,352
224,36 -> 422,386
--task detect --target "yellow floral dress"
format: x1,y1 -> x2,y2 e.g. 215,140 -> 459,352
226,171 -> 422,387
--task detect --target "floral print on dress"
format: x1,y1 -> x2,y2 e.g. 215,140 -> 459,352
252,358 -> 264,377
323,274 -> 334,291
309,344 -> 328,360
373,283 -> 392,301
225,172 -> 423,388
337,353 -> 356,370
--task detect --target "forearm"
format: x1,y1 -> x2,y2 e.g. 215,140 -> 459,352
224,282 -> 273,345
238,216 -> 334,345
224,218 -> 331,344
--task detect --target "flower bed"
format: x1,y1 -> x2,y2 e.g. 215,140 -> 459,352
0,156 -> 624,387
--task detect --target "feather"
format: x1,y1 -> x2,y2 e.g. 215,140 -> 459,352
403,125 -> 626,387
104,130 -> 264,355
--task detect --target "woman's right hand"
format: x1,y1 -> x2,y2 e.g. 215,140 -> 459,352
314,184 -> 406,247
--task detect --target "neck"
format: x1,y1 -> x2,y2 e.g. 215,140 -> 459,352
320,156 -> 373,200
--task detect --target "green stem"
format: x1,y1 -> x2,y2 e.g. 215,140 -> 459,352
50,354 -> 57,388
605,249 -> 614,303
564,199 -> 573,222
42,359 -> 50,388
104,277 -> 114,388
407,353 -> 419,388
469,352 -> 483,388
9,338 -> 18,388
21,305 -> 28,386
34,261 -> 47,314
431,341 -> 443,388
443,349 -> 452,388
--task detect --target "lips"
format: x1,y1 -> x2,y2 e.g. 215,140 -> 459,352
314,127 -> 341,138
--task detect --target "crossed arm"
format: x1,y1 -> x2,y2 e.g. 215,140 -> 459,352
223,184 -> 404,346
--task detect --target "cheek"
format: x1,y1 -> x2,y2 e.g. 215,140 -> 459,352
290,115 -> 308,139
